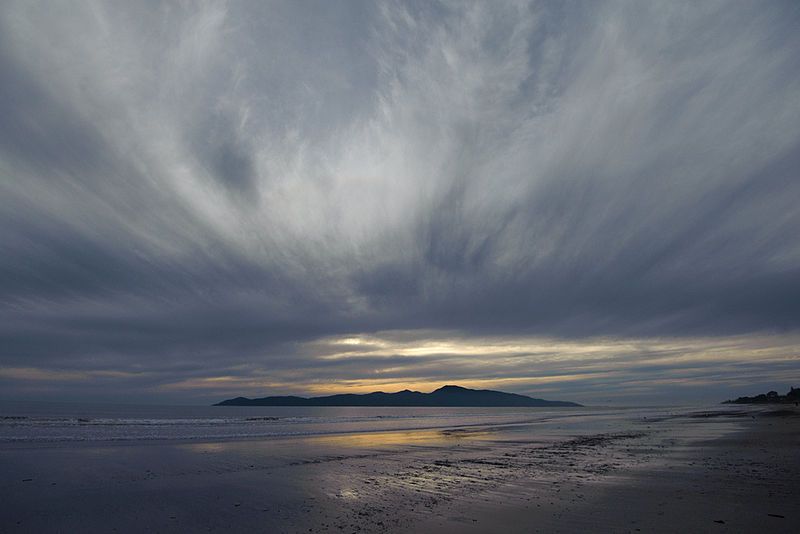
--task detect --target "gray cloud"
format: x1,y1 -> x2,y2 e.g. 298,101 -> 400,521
1,1 -> 799,402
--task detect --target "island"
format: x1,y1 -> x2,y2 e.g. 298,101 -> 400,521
214,384 -> 582,407
723,386 -> 799,405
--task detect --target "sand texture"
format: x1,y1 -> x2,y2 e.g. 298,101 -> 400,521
1,406 -> 797,533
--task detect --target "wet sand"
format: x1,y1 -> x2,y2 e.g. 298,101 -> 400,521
1,406 -> 797,533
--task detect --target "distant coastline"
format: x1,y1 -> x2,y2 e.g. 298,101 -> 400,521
723,386 -> 799,405
215,385 -> 582,407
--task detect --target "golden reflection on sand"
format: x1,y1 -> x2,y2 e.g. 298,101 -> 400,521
179,441 -> 231,454
177,425 -> 496,455
305,428 -> 455,448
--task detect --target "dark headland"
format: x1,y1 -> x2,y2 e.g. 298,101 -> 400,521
214,384 -> 582,407
723,386 -> 799,405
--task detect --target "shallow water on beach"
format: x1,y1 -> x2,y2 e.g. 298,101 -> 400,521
1,401 -> 791,534
0,401 -> 722,444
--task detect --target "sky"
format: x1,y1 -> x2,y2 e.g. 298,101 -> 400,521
1,0 -> 799,405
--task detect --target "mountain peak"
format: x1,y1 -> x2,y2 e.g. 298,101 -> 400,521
434,385 -> 468,392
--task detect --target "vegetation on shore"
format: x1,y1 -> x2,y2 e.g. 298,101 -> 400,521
723,387 -> 799,404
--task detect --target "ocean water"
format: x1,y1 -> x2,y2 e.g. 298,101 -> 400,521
0,401 -> 711,444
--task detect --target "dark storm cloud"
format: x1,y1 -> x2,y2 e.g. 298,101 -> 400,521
1,1 -> 799,401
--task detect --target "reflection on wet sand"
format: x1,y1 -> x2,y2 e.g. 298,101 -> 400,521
308,427 -> 476,448
179,425 -> 499,456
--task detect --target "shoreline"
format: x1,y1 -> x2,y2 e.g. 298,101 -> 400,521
0,403 -> 725,449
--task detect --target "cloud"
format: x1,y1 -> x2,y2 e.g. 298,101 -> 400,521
6,330 -> 796,405
0,1 -> 799,402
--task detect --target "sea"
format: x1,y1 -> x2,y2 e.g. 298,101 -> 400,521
0,400 -> 712,444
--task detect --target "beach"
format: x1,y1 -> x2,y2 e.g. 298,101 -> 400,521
1,404 -> 797,533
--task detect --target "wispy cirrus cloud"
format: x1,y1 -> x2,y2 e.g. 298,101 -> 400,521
1,1 -> 799,403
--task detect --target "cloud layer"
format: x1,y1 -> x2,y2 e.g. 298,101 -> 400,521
1,1 -> 799,402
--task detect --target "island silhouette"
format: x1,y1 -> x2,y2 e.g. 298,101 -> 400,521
215,384 -> 581,407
